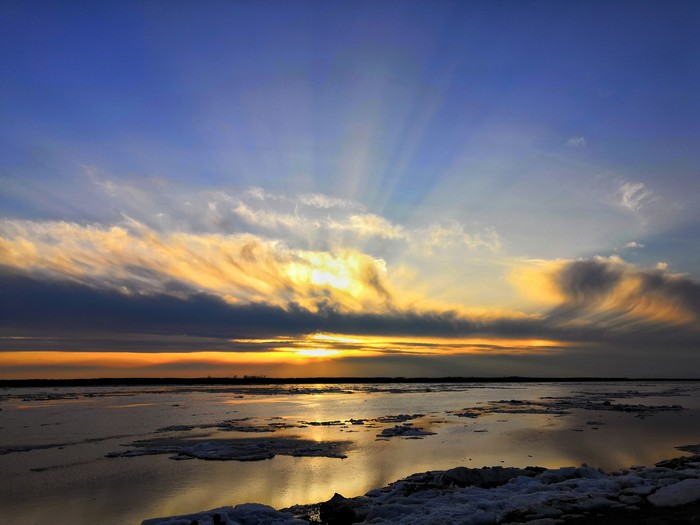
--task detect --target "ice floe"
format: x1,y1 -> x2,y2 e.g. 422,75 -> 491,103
106,437 -> 349,461
377,423 -> 436,438
450,393 -> 685,420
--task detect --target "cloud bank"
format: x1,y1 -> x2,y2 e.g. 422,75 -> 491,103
0,218 -> 393,314
1,180 -> 699,377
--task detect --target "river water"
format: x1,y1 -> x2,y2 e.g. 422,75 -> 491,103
1,381 -> 699,524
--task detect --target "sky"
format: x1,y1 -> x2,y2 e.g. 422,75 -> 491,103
1,1 -> 699,379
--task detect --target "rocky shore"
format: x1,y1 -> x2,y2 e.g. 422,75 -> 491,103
143,452 -> 700,525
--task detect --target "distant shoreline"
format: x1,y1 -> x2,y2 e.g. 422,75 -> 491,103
2,376 -> 700,388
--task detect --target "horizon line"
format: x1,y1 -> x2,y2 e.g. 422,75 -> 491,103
2,375 -> 700,387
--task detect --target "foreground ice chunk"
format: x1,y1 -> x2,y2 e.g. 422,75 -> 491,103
648,478 -> 700,507
142,503 -> 306,525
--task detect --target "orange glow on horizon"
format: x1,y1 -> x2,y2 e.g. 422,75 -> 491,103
0,333 -> 569,379
0,349 -> 342,369
286,332 -> 569,355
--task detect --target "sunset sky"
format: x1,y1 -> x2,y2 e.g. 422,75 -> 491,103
1,1 -> 699,378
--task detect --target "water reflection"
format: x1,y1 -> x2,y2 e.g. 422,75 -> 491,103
1,382 -> 699,524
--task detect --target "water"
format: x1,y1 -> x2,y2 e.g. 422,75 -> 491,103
1,381 -> 699,524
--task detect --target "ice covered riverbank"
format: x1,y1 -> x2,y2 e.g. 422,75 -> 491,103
143,450 -> 700,525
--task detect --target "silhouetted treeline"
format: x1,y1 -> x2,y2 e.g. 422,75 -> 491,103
1,376 -> 698,388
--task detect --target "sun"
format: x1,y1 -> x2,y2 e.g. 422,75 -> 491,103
295,348 -> 341,358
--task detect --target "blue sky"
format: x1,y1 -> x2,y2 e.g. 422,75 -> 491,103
1,1 -> 699,378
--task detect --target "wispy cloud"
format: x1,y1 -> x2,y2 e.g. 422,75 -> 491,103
548,257 -> 700,338
232,201 -> 309,230
419,221 -> 502,254
617,182 -> 652,211
566,136 -> 586,147
298,193 -> 361,210
81,176 -> 506,255
328,213 -> 405,240
625,241 -> 644,249
513,256 -> 700,334
247,186 -> 283,201
0,218 -> 393,314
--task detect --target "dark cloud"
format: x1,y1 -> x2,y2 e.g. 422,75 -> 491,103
545,259 -> 700,341
3,258 -> 700,357
637,270 -> 700,314
0,266 -> 543,352
555,260 -> 623,305
0,266 -> 313,340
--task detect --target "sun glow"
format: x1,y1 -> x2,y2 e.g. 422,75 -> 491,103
285,253 -> 357,291
240,332 -> 569,358
308,333 -> 363,344
295,348 -> 341,358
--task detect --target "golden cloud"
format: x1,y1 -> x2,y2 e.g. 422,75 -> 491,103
510,256 -> 700,332
0,219 -> 393,314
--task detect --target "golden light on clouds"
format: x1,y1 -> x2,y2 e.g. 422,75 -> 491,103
0,219 -> 393,313
293,349 -> 342,358
309,333 -> 363,344
508,256 -> 700,330
236,332 -> 569,357
0,333 -> 569,378
0,350 -> 315,368
508,259 -> 568,308
3,216 -> 699,381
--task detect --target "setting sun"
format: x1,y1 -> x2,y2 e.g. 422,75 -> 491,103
294,348 -> 341,358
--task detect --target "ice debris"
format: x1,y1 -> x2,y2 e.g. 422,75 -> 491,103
142,503 -> 306,525
298,455 -> 700,524
450,395 -> 685,419
647,478 -> 700,507
106,437 -> 349,461
147,454 -> 700,524
377,424 -> 436,438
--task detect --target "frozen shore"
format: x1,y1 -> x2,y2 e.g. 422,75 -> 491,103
143,450 -> 700,525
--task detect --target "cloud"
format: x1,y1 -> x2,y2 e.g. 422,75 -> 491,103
54,175 -> 507,260
298,193 -> 361,210
328,213 -> 405,240
508,256 -> 700,345
234,189 -> 405,240
566,137 -> 586,147
4,171 -> 700,372
3,251 -> 700,374
247,187 -> 282,201
418,221 -> 502,254
0,218 -> 393,314
232,201 -> 309,230
0,266 -> 543,347
544,257 -> 700,335
617,182 -> 652,211
3,216 -> 698,346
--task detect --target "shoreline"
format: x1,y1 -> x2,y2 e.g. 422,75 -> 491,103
3,376 -> 700,388
143,453 -> 700,525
